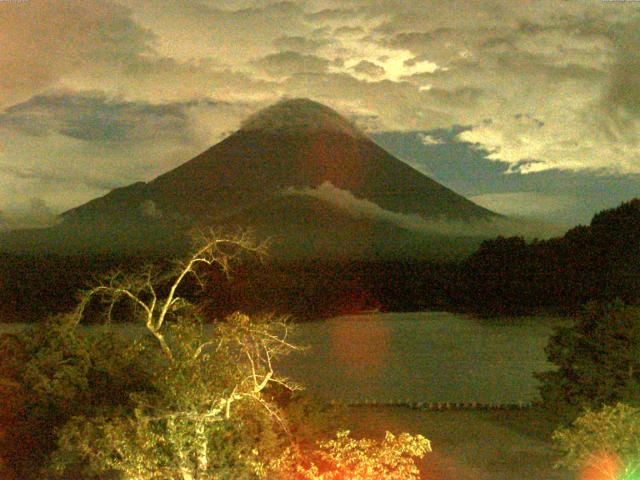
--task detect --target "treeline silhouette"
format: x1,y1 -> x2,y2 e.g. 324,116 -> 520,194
0,254 -> 456,322
457,198 -> 640,316
0,199 -> 638,322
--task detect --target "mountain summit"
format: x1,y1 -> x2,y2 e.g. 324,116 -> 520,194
3,98 -> 500,257
239,98 -> 365,138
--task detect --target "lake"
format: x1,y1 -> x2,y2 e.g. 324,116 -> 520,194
0,312 -> 565,404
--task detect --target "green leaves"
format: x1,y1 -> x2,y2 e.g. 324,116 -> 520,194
553,403 -> 640,479
537,301 -> 640,418
1,231 -> 433,480
269,430 -> 431,480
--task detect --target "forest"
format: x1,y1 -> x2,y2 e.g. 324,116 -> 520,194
1,199 -> 639,323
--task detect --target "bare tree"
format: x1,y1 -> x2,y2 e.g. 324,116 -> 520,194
52,229 -> 302,480
75,228 -> 266,359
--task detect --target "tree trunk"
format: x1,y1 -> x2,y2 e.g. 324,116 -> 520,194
195,423 -> 208,478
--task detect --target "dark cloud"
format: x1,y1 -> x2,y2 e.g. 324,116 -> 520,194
273,35 -> 330,53
305,8 -> 359,23
352,60 -> 386,77
424,87 -> 484,107
334,26 -> 366,36
0,93 -> 248,212
372,128 -> 640,226
0,93 -> 200,143
253,51 -> 331,76
509,159 -> 546,174
387,28 -> 456,47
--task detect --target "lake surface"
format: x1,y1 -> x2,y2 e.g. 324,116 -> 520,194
279,312 -> 564,403
0,312 -> 565,403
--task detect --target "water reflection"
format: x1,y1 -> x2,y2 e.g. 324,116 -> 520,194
328,314 -> 390,378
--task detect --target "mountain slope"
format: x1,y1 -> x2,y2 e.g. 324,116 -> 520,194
4,98 -> 498,258
63,99 -> 494,223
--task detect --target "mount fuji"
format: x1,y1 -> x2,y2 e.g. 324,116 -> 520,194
2,98 -> 505,259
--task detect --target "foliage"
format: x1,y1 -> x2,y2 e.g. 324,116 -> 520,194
536,301 -> 640,418
553,403 -> 640,480
49,314 -> 298,480
1,232 -> 298,479
1,230 -> 431,480
3,199 -> 640,323
268,430 -> 431,480
0,314 -> 150,478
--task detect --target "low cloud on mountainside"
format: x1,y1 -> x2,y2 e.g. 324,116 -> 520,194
469,192 -> 578,225
283,181 -> 564,239
0,198 -> 60,231
372,130 -> 640,227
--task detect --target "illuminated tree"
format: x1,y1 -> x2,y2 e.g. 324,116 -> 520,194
553,403 -> 640,480
1,229 -> 432,480
268,430 -> 430,480
1,231 -> 301,479
48,230 -> 303,480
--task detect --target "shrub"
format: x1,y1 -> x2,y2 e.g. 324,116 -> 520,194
553,402 -> 640,480
268,429 -> 431,480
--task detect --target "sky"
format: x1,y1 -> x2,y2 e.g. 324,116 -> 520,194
0,0 -> 638,229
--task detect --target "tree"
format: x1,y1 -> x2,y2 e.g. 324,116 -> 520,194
0,313 -> 154,478
51,230 -> 305,480
2,231 -> 302,479
268,430 -> 431,480
536,301 -> 640,418
553,403 -> 640,480
1,229 -> 432,479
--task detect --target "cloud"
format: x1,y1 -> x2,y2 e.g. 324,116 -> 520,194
333,26 -> 366,37
2,0 -> 640,216
0,92 -> 254,214
372,128 -> 640,226
0,0 -> 153,108
0,92 -> 198,143
0,198 -> 60,231
239,97 -> 365,137
273,35 -> 330,53
280,72 -> 455,131
598,20 -> 640,145
417,133 -> 445,146
368,1 -> 640,173
283,181 -> 563,238
305,7 -> 360,23
351,60 -> 386,78
123,0 -> 307,65
253,51 -> 331,77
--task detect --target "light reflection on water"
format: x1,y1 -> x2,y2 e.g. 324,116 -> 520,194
278,312 -> 565,404
0,312 -> 565,404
